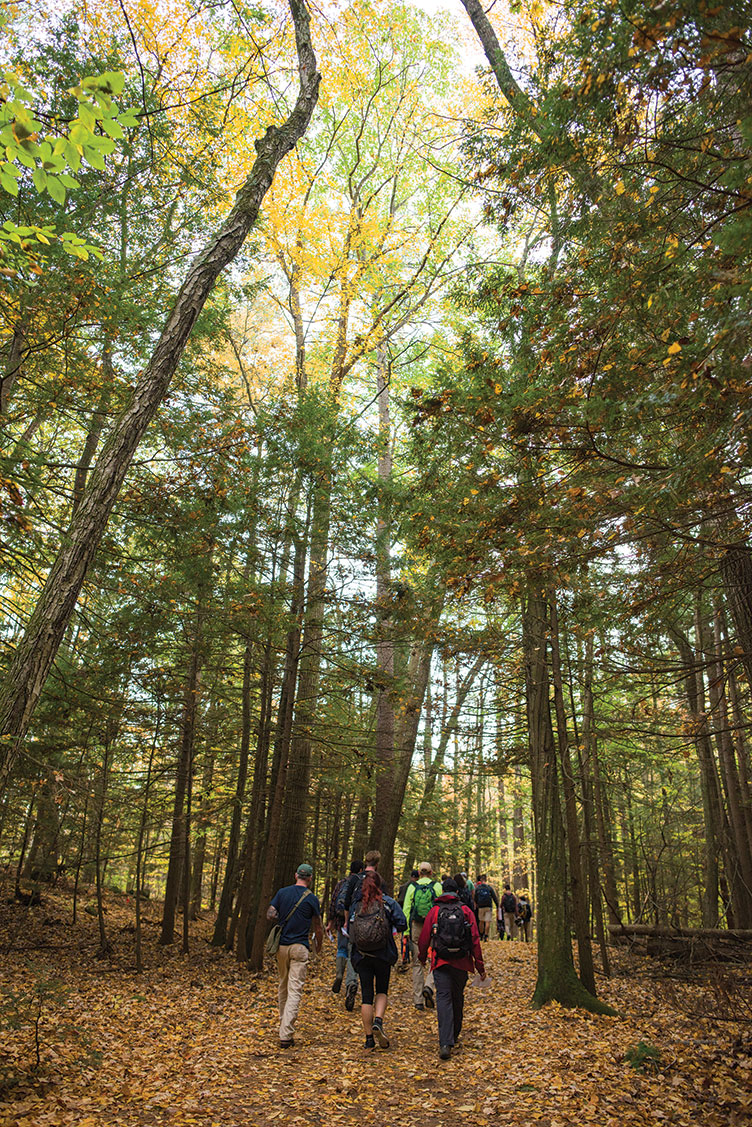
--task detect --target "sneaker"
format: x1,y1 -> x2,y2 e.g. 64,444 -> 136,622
364,1035 -> 375,1049
422,986 -> 435,1009
332,974 -> 343,994
280,1039 -> 294,1049
414,1003 -> 425,1011
372,1018 -> 390,1049
439,1044 -> 451,1060
345,982 -> 357,1012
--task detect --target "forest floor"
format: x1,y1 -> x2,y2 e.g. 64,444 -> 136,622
1,882 -> 751,1127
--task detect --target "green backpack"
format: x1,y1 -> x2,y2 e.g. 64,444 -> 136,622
411,880 -> 437,921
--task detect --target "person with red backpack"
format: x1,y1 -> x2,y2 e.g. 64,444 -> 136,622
402,861 -> 443,1010
418,877 -> 485,1060
346,871 -> 406,1049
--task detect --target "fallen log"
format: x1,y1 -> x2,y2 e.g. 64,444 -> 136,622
608,925 -> 752,940
608,924 -> 752,963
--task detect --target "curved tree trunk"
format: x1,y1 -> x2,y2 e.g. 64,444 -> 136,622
0,0 -> 320,786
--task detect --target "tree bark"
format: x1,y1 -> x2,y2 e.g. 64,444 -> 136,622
523,589 -> 614,1013
0,0 -> 320,782
549,591 -> 596,993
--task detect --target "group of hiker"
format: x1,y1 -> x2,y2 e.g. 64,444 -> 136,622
267,854 -> 534,1056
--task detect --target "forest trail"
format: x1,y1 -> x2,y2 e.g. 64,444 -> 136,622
1,892 -> 750,1127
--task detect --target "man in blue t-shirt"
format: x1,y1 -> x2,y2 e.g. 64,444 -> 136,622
268,863 -> 323,1047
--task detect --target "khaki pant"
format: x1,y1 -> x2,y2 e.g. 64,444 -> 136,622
277,943 -> 309,1041
410,920 -> 434,1004
503,911 -> 517,939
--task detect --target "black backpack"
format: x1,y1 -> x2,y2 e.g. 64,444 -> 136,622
350,897 -> 390,953
501,891 -> 517,913
432,903 -> 472,960
518,898 -> 532,922
475,883 -> 492,907
458,886 -> 474,911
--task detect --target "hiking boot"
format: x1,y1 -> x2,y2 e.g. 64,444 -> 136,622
422,986 -> 435,1009
364,1035 -> 375,1049
332,974 -> 343,994
414,1003 -> 425,1011
345,982 -> 357,1011
280,1039 -> 294,1049
439,1044 -> 451,1060
372,1018 -> 390,1049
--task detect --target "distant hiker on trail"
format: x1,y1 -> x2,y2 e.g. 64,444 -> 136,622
267,863 -> 323,1049
402,861 -> 442,1010
473,874 -> 499,941
396,869 -> 419,971
418,877 -> 485,1061
328,859 -> 363,996
516,892 -> 533,941
346,870 -> 406,1050
397,869 -> 419,907
500,884 -> 518,940
453,872 -> 474,912
337,849 -> 381,1011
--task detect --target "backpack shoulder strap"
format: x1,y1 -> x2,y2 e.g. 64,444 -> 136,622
281,888 -> 311,927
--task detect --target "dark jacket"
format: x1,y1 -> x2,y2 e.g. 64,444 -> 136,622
347,891 -> 407,966
417,892 -> 485,974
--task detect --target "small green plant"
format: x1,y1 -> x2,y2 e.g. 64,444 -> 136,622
0,964 -> 70,1089
624,1039 -> 662,1072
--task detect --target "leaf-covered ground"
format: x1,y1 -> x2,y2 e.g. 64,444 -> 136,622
1,884 -> 751,1127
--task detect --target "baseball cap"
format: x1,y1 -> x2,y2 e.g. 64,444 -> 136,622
296,863 -> 313,878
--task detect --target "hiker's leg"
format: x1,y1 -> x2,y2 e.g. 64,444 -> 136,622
433,965 -> 455,1047
279,943 -> 309,1042
373,962 -> 391,1019
411,921 -> 425,1004
358,958 -> 376,1034
277,945 -> 291,1022
345,939 -> 358,988
451,967 -> 468,1040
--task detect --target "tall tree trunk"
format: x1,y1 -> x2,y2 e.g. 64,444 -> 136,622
212,642 -> 254,946
671,622 -> 721,926
709,602 -> 752,926
0,0 -> 320,780
549,592 -> 596,993
523,589 -> 613,1013
160,613 -> 204,946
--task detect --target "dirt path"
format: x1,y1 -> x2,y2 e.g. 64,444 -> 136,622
1,902 -> 750,1126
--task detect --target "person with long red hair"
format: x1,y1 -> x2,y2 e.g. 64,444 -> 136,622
346,871 -> 406,1049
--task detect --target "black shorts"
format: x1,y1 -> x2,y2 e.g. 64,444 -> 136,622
356,956 -> 391,1004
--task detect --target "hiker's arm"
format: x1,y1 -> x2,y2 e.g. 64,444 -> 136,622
403,884 -> 414,923
311,914 -> 324,953
417,910 -> 433,963
267,895 -> 280,921
491,887 -> 499,907
468,911 -> 486,976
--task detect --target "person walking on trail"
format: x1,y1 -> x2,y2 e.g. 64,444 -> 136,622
402,861 -> 443,1010
453,872 -> 474,913
337,849 -> 381,1011
267,863 -> 323,1048
346,870 -> 406,1050
473,874 -> 499,941
396,869 -> 419,971
418,877 -> 485,1061
516,892 -> 533,941
328,859 -> 363,995
500,883 -> 518,940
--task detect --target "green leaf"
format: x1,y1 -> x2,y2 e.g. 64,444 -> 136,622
47,177 -> 65,205
0,171 -> 18,196
102,119 -> 124,140
83,147 -> 105,171
31,166 -> 47,193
